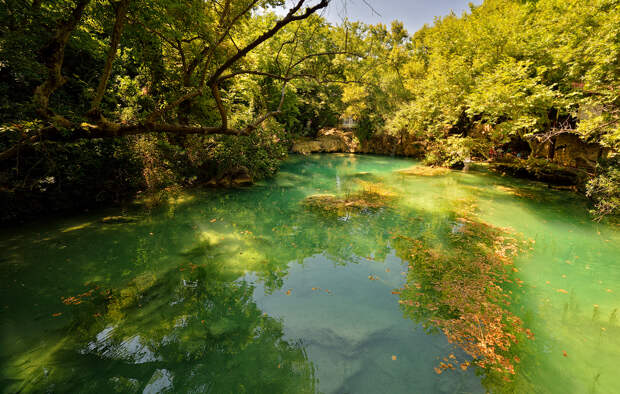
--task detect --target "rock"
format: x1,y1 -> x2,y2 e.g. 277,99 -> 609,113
290,128 -> 425,157
211,166 -> 253,187
553,133 -> 602,169
291,139 -> 323,154
231,175 -> 252,187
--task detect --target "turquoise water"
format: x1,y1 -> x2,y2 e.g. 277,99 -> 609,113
1,154 -> 618,393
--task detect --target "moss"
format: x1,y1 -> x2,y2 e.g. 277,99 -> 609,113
302,182 -> 396,215
397,165 -> 451,176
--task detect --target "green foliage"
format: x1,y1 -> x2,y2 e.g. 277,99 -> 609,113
423,136 -> 480,168
381,0 -> 618,160
586,156 -> 620,220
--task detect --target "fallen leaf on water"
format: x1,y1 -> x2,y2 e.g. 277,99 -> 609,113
201,320 -> 205,324
392,355 -> 397,361
311,287 -> 318,291
449,354 -> 456,360
557,289 -> 568,294
391,291 -> 401,295
562,274 -> 566,278
385,268 -> 390,273
607,289 -> 613,293
52,312 -> 62,317
563,351 -> 568,357
545,281 -> 550,285
460,363 -> 468,371
210,219 -> 217,223
434,367 -> 443,374
285,290 -> 292,296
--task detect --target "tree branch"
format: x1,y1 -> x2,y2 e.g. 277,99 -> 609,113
88,0 -> 130,117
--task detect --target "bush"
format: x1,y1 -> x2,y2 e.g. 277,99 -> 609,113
423,136 -> 477,168
586,156 -> 620,221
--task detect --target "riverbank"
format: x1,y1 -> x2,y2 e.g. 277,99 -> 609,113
291,128 -> 593,190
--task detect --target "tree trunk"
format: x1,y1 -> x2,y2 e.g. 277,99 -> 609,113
33,0 -> 91,118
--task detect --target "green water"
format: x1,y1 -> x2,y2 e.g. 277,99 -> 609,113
1,154 -> 618,393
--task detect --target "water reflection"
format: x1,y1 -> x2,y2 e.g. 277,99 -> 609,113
1,154 -> 618,393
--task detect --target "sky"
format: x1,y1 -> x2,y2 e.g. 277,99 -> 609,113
276,0 -> 484,34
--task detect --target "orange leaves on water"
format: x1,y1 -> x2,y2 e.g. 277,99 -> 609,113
311,287 -> 318,291
398,216 -> 528,378
392,355 -> 397,361
62,288 -> 95,305
52,312 -> 62,317
525,329 -> 535,340
563,351 -> 568,357
210,218 -> 217,223
368,275 -> 378,281
385,268 -> 390,273
557,289 -> 568,294
434,367 -> 443,374
391,291 -> 401,295
285,290 -> 292,296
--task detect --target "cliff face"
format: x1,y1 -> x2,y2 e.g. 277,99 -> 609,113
291,128 -> 424,158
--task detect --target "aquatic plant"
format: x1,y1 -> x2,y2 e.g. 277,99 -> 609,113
395,211 -> 533,380
396,166 -> 451,177
302,182 -> 396,215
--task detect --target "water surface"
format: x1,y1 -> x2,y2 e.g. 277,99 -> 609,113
1,154 -> 618,393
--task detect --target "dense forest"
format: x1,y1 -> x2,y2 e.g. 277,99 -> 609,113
0,0 -> 618,223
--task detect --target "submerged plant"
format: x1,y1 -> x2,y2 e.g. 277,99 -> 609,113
394,209 -> 533,381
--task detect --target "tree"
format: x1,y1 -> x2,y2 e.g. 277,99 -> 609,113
0,0 -> 338,161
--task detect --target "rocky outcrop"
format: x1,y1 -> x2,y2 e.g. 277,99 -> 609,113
291,128 -> 424,158
529,132 -> 608,170
490,161 -> 582,187
291,128 -> 360,154
206,166 -> 253,187
553,134 -> 604,169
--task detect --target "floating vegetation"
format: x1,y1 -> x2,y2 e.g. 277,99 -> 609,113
397,166 -> 450,177
302,182 -> 396,215
394,209 -> 533,380
101,216 -> 139,224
